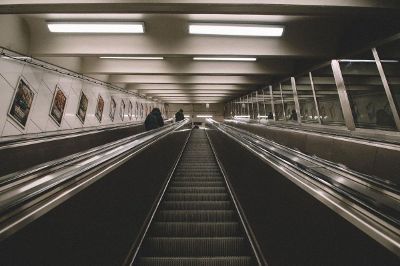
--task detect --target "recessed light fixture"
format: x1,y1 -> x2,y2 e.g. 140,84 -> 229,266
193,57 -> 256,61
339,59 -> 398,63
100,56 -> 164,60
189,23 -> 284,37
47,22 -> 145,33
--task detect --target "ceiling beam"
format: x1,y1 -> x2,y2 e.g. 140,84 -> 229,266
1,1 -> 399,15
81,58 -> 292,75
109,75 -> 268,85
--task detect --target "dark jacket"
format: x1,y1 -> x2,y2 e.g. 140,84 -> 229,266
144,112 -> 159,131
175,111 -> 184,122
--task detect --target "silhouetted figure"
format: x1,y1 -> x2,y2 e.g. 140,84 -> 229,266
145,108 -> 164,131
289,109 -> 298,121
376,109 -> 395,128
175,109 -> 184,122
267,112 -> 273,119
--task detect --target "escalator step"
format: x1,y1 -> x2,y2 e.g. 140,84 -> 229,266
165,193 -> 229,201
161,201 -> 232,210
141,237 -> 248,256
150,222 -> 241,237
173,177 -> 223,182
168,187 -> 226,193
170,181 -> 225,187
156,210 -> 236,222
136,256 -> 254,266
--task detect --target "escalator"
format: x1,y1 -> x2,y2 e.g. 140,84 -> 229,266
133,129 -> 259,265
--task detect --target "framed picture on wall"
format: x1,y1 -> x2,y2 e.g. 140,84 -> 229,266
76,91 -> 88,124
109,97 -> 116,121
95,95 -> 104,122
120,99 -> 125,121
128,100 -> 133,120
8,77 -> 35,129
49,85 -> 67,126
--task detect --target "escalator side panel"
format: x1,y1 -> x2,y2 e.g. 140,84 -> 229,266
0,130 -> 188,266
207,129 -> 399,266
0,125 -> 145,176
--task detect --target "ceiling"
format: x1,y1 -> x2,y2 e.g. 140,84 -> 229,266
1,1 -> 400,104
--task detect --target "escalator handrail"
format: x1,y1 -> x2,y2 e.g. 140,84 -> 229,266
0,120 -> 146,150
0,120 -> 190,240
209,119 -> 400,256
0,121 -> 176,187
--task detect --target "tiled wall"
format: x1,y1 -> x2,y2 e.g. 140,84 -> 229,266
0,57 -> 163,138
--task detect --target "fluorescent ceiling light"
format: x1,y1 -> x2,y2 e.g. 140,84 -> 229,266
197,115 -> 213,118
47,22 -> 144,33
189,23 -> 284,37
193,57 -> 256,61
339,59 -> 398,63
234,115 -> 250,118
100,56 -> 163,60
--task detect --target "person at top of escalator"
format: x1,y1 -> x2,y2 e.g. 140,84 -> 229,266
145,108 -> 164,131
175,109 -> 184,122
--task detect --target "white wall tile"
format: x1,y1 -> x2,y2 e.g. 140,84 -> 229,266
26,120 -> 42,134
42,70 -> 60,94
2,120 -> 23,136
0,76 -> 15,134
0,59 -> 24,88
26,81 -> 53,131
21,65 -> 43,93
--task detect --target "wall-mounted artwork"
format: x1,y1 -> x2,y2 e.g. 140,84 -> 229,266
95,95 -> 104,122
128,100 -> 133,120
76,91 -> 88,124
8,77 -> 35,128
120,99 -> 126,121
109,97 -> 116,121
49,86 -> 67,126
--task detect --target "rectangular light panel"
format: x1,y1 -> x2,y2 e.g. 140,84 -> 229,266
189,23 -> 284,37
197,115 -> 213,118
100,56 -> 163,60
47,22 -> 144,33
193,57 -> 256,61
339,59 -> 398,63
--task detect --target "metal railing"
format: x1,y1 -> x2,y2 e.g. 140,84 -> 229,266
0,119 -> 190,240
208,119 -> 400,256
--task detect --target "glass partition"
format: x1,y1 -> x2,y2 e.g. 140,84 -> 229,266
272,84 -> 284,120
281,80 -> 296,122
339,50 -> 396,130
312,65 -> 345,125
376,38 -> 400,129
295,74 -> 319,123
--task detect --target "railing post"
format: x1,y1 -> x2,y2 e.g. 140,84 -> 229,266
331,60 -> 356,130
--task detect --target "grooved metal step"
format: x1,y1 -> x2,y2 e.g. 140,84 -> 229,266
156,210 -> 237,222
141,237 -> 248,256
134,130 -> 255,265
168,187 -> 226,193
161,201 -> 232,210
150,222 -> 241,237
169,181 -> 225,187
136,256 -> 254,266
165,193 -> 229,201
